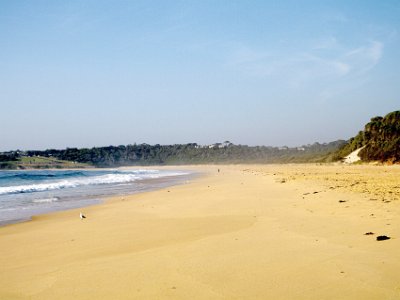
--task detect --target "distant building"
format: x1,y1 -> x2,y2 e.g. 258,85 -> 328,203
206,141 -> 234,149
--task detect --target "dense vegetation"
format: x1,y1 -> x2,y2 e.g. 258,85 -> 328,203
0,153 -> 19,169
3,111 -> 397,168
0,154 -> 90,169
334,111 -> 400,163
0,141 -> 345,169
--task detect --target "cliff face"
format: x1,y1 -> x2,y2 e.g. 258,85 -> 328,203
336,111 -> 400,163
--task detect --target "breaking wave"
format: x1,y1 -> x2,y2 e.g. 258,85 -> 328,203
0,170 -> 186,195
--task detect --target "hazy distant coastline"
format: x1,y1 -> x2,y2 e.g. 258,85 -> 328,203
4,110 -> 399,169
0,140 -> 345,169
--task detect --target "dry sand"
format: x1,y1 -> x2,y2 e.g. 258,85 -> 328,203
1,164 -> 400,299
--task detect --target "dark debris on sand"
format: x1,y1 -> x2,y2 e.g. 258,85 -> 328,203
376,235 -> 391,241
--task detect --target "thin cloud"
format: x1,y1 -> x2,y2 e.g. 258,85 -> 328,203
342,41 -> 383,75
226,40 -> 383,85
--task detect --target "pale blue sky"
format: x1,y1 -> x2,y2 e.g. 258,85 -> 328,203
1,0 -> 399,150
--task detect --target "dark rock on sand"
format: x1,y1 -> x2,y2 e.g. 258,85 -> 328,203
376,235 -> 391,241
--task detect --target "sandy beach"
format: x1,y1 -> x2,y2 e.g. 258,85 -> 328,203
1,164 -> 399,299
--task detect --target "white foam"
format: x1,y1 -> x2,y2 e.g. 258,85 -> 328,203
0,170 -> 187,195
33,197 -> 59,203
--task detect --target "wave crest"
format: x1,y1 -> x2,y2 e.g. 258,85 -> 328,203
0,170 -> 186,195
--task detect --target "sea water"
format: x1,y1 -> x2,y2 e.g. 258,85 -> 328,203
0,169 -> 191,225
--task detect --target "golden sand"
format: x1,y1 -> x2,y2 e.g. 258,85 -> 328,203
0,164 -> 399,299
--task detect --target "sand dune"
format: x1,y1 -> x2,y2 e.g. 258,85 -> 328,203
343,147 -> 365,164
0,164 -> 399,299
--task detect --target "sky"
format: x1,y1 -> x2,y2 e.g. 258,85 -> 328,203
1,0 -> 399,151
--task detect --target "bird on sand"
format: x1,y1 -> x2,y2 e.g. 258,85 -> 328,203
80,212 -> 86,220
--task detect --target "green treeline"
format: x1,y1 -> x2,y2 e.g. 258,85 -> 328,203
3,141 -> 345,168
334,110 -> 400,163
0,153 -> 19,169
3,109 -> 398,169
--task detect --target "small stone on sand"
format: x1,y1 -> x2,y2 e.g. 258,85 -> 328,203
376,235 -> 390,241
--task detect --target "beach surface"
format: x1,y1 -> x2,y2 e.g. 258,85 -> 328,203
1,164 -> 399,299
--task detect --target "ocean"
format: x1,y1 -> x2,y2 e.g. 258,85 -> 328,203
0,168 -> 191,226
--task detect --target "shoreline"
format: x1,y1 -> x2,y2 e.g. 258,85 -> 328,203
0,167 -> 199,227
1,164 -> 399,299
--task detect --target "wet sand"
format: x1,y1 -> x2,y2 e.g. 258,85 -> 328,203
0,164 -> 399,299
